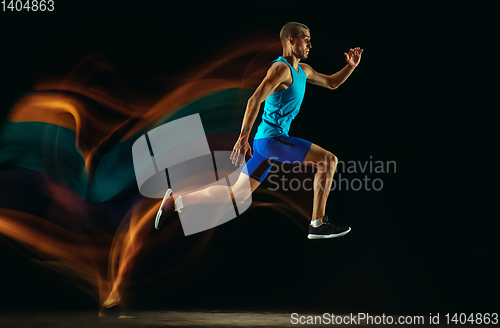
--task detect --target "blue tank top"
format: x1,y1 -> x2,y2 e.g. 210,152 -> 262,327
254,56 -> 307,139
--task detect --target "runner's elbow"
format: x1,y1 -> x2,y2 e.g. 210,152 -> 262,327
247,95 -> 262,109
327,77 -> 339,90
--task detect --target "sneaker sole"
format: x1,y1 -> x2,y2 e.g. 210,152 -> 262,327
155,189 -> 172,230
307,227 -> 351,240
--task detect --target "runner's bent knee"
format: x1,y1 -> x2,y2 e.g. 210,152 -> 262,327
317,151 -> 337,172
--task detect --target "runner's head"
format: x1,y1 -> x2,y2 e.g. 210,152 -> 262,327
280,22 -> 311,59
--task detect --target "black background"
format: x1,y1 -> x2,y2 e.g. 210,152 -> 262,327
0,1 -> 496,317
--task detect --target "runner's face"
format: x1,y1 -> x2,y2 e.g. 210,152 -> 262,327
292,29 -> 312,60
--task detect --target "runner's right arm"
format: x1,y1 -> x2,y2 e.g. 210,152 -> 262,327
230,63 -> 289,166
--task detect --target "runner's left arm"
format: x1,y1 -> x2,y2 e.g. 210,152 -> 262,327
300,47 -> 363,90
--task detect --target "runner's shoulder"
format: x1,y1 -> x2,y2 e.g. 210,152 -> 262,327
267,61 -> 291,80
299,62 -> 313,74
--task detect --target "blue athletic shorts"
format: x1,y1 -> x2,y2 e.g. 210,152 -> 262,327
242,135 -> 312,183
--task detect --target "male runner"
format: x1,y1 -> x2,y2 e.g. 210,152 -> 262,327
157,22 -> 363,239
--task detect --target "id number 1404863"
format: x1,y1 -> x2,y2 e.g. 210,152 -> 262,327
1,0 -> 54,11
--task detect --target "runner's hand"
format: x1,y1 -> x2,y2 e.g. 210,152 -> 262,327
231,137 -> 253,166
344,47 -> 363,68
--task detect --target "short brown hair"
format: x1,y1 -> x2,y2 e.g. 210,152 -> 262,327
280,22 -> 310,41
